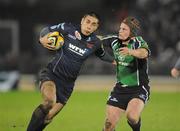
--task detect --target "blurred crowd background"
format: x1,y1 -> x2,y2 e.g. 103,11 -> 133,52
0,0 -> 179,77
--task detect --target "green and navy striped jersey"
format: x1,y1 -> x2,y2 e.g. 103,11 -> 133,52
102,35 -> 150,87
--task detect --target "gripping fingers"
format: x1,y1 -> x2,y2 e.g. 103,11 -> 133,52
44,44 -> 57,50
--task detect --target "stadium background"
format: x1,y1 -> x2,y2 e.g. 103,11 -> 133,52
0,0 -> 180,75
0,0 -> 180,131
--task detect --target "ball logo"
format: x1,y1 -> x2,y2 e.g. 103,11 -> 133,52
48,37 -> 56,45
47,32 -> 64,50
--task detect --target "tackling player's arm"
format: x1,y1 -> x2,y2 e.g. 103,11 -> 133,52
95,44 -> 116,64
120,47 -> 148,59
120,37 -> 150,59
97,35 -> 118,64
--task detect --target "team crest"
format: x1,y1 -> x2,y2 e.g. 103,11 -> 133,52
118,55 -> 125,61
86,43 -> 94,48
75,31 -> 81,40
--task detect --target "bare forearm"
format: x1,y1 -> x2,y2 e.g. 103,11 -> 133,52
120,47 -> 148,59
128,48 -> 148,59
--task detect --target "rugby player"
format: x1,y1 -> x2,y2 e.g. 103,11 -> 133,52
101,16 -> 151,131
26,12 -> 114,131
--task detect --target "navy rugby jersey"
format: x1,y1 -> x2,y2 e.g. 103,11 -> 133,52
42,23 -> 108,81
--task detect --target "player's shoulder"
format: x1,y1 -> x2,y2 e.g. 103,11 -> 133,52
99,34 -> 119,47
133,36 -> 150,51
134,36 -> 147,44
90,33 -> 101,41
49,22 -> 75,31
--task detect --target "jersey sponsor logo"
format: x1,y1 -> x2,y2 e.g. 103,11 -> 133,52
68,43 -> 87,56
75,31 -> 81,40
115,52 -> 131,66
118,61 -> 130,66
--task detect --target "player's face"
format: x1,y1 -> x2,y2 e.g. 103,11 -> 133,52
81,15 -> 99,36
118,23 -> 131,40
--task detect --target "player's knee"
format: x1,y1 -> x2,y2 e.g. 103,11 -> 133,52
126,113 -> 139,124
41,81 -> 56,107
104,118 -> 115,131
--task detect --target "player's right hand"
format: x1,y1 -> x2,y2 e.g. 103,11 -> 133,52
39,33 -> 57,50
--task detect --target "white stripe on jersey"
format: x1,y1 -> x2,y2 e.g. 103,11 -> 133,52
141,85 -> 149,103
111,39 -> 119,48
53,50 -> 64,72
100,35 -> 118,40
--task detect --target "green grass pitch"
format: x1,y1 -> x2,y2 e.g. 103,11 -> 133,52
0,91 -> 180,131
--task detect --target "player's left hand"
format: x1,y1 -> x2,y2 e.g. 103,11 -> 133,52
39,33 -> 57,50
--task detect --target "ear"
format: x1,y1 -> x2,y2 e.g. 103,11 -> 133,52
97,23 -> 99,28
81,17 -> 85,25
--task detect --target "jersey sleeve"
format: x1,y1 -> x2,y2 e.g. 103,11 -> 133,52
135,36 -> 151,57
100,34 -> 118,48
39,22 -> 70,37
49,22 -> 70,35
95,43 -> 114,63
95,44 -> 105,57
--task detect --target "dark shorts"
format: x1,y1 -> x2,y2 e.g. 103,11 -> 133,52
38,68 -> 75,105
107,83 -> 150,110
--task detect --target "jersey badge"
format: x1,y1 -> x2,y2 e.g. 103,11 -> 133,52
86,43 -> 94,48
75,31 -> 81,40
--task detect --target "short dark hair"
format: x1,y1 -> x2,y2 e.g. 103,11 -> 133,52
83,12 -> 101,24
